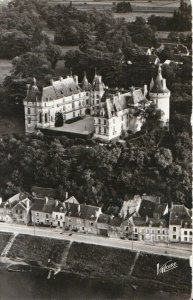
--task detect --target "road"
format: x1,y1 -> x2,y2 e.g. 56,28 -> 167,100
0,223 -> 191,259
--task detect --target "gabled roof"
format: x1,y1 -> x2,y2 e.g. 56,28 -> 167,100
109,216 -> 122,227
31,186 -> 56,199
142,195 -> 160,204
4,193 -> 29,209
31,198 -> 56,214
133,217 -> 147,227
150,65 -> 170,93
53,201 -> 66,213
148,218 -> 167,227
24,77 -> 80,102
65,203 -> 101,221
154,203 -> 167,215
97,213 -> 110,224
138,200 -> 156,218
97,88 -> 145,119
64,196 -> 79,204
169,204 -> 191,226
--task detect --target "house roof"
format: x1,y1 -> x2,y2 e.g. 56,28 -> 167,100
142,195 -> 160,204
109,216 -> 122,227
154,203 -> 167,215
4,193 -> 29,209
65,203 -> 101,221
169,204 -> 191,226
32,198 -> 56,214
138,200 -> 156,218
97,213 -> 110,224
148,218 -> 167,227
133,217 -> 147,227
31,186 -> 56,199
53,201 -> 66,213
64,196 -> 79,204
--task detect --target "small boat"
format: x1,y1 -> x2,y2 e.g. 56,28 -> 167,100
8,264 -> 31,272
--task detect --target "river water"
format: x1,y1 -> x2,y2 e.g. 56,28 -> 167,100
0,266 -> 189,300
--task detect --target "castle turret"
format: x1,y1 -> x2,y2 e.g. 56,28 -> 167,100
82,72 -> 91,91
149,65 -> 170,126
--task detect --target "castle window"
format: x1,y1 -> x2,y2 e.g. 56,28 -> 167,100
98,119 -> 101,124
39,113 -> 42,123
104,120 -> 106,125
98,127 -> 101,133
104,128 -> 106,134
184,231 -> 187,235
45,113 -> 48,123
86,100 -> 89,105
28,108 -> 30,115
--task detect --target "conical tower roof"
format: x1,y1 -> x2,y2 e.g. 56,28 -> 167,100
82,72 -> 91,91
150,65 -> 170,93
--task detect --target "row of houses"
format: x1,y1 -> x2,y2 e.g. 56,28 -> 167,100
0,187 -> 192,243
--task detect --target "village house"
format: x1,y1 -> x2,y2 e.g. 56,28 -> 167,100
96,213 -> 110,237
64,203 -> 102,234
31,197 -> 58,226
52,196 -> 79,228
169,203 -> 192,243
0,193 -> 32,225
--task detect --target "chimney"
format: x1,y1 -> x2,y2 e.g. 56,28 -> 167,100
65,192 -> 68,200
163,78 -> 166,90
144,84 -> 148,96
55,200 -> 59,207
26,84 -> 30,96
73,75 -> 78,84
0,197 -> 2,205
145,215 -> 148,222
78,204 -> 80,213
45,197 -> 48,204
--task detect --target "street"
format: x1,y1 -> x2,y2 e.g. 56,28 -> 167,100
0,223 -> 191,259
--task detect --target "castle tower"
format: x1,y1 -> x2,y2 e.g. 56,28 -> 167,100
149,65 -> 170,126
82,72 -> 91,91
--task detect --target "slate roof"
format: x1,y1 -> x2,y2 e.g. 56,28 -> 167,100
25,77 -> 80,102
138,200 -> 156,218
133,217 -> 147,227
31,186 -> 56,199
154,203 -> 167,215
32,198 -> 56,214
109,216 -> 122,227
148,218 -> 167,227
150,66 -> 170,94
98,88 -> 145,119
142,195 -> 160,204
4,193 -> 29,209
53,201 -> 66,213
97,213 -> 110,224
169,204 -> 191,226
65,203 -> 101,221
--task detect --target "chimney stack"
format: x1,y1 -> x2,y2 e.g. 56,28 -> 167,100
145,215 -> 148,222
65,192 -> 68,200
0,197 -> 2,205
45,197 -> 48,204
144,84 -> 148,96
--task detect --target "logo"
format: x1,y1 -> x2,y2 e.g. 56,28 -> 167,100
157,260 -> 178,275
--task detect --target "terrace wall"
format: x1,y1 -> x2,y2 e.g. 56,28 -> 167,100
0,233 -> 191,294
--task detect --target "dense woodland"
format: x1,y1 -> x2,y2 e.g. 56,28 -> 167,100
0,0 -> 191,211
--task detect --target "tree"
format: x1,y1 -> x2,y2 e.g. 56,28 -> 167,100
116,2 -> 132,13
12,52 -> 54,80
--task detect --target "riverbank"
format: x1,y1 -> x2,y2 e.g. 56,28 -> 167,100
0,232 -> 191,296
